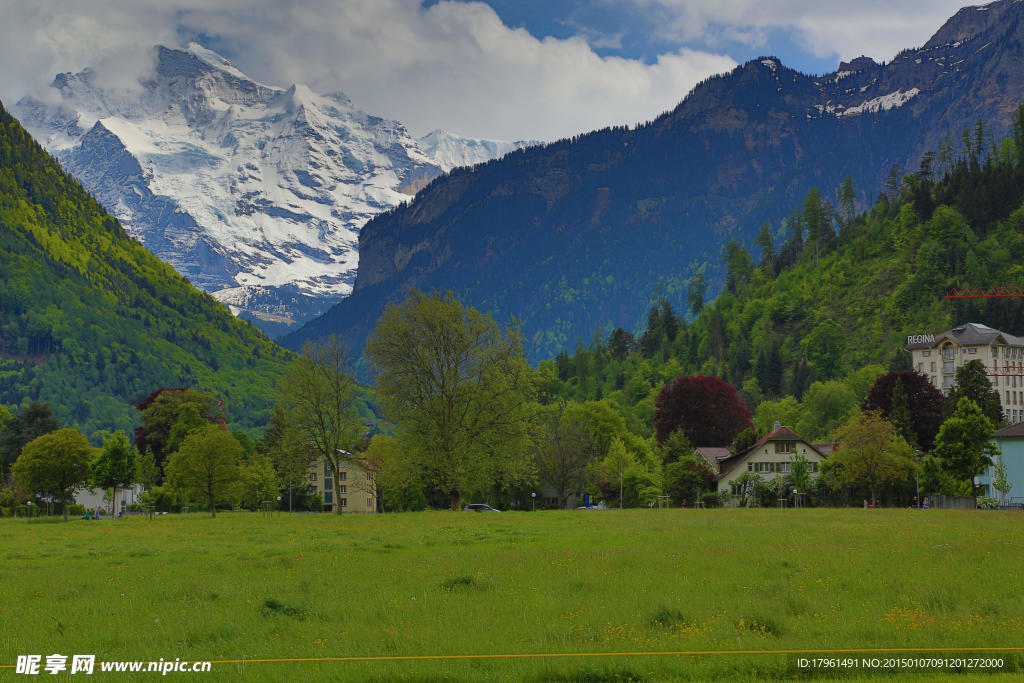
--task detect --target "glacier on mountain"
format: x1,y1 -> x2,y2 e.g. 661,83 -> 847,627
15,44 -> 533,335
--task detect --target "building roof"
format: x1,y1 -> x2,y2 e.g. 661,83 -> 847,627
710,425 -> 827,480
812,441 -> 842,456
993,422 -> 1024,438
905,322 -> 1024,350
693,446 -> 731,474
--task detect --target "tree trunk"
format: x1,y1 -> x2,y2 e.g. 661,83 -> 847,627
62,500 -> 68,522
333,469 -> 343,514
450,491 -> 462,511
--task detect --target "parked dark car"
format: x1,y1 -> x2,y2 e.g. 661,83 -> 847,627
463,504 -> 501,512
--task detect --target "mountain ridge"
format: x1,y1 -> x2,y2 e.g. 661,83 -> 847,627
283,0 -> 1024,362
14,44 -> 536,336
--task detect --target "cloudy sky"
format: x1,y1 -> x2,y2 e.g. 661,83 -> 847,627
2,0 -> 973,141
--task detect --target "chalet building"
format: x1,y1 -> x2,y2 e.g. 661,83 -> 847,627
307,450 -> 378,513
905,323 -> 1024,424
695,423 -> 830,506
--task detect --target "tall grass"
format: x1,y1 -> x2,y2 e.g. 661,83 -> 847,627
1,509 -> 1022,681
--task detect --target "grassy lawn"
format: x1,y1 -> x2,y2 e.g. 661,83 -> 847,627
1,508 -> 1022,681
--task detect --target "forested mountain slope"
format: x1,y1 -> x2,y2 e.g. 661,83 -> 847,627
541,129 -> 1024,442
0,102 -> 290,435
285,0 -> 1024,361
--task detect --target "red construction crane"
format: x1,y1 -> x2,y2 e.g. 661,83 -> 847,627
945,286 -> 1024,298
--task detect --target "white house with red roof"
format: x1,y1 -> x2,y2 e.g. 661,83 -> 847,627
694,423 -> 831,505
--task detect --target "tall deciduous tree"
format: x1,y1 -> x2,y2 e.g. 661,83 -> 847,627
533,403 -> 602,509
932,397 -> 1000,489
260,404 -> 314,510
862,371 -> 945,450
134,389 -> 216,472
92,431 -> 137,517
653,375 -> 753,446
366,291 -> 533,510
278,335 -> 362,514
164,424 -> 242,517
824,411 -> 915,507
13,428 -> 95,520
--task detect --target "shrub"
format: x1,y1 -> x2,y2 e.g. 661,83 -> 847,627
699,491 -> 721,508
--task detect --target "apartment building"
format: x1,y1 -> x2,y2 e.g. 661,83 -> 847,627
306,450 -> 378,513
905,323 -> 1024,424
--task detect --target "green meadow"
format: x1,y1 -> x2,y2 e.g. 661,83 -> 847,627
2,509 -> 1023,681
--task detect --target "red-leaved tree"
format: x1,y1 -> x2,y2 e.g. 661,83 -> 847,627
861,371 -> 944,451
653,375 -> 753,446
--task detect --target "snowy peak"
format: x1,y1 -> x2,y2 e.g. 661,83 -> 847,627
183,42 -> 253,81
417,129 -> 540,172
13,43 -> 535,336
14,44 -> 445,334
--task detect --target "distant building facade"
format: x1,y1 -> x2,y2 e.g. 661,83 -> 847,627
905,323 -> 1024,424
696,424 -> 830,505
307,450 -> 378,513
987,422 -> 1024,504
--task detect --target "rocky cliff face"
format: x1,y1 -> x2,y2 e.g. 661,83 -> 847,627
284,0 -> 1024,361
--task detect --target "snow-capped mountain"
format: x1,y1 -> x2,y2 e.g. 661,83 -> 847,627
15,44 -> 453,335
417,130 -> 540,172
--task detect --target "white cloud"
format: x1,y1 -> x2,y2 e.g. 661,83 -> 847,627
0,0 -> 736,142
0,0 -> 980,141
629,0 -> 970,65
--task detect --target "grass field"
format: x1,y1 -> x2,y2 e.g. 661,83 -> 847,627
1,508 -> 1023,681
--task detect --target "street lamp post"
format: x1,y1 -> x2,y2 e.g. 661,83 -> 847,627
531,492 -> 536,511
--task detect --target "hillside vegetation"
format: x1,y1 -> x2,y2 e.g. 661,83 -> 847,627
0,102 -> 290,435
542,113 -> 1024,443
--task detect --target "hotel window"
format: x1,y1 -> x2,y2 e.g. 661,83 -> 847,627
778,462 -> 791,473
918,363 -> 923,372
810,462 -> 819,473
753,462 -> 773,473
943,375 -> 954,388
774,442 -> 794,453
931,376 -> 937,385
309,473 -> 317,482
1007,391 -> 1012,404
339,472 -> 347,481
930,362 -> 936,372
324,492 -> 332,504
923,350 -> 931,357
943,361 -> 954,373
969,347 -> 977,354
339,498 -> 347,507
324,477 -> 332,491
339,485 -> 346,493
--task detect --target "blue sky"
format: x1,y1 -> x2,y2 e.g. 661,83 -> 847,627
430,0 -> 839,74
2,0 -> 976,141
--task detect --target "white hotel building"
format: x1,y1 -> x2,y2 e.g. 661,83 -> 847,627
906,323 -> 1024,424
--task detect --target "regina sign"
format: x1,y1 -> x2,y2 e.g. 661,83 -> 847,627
906,334 -> 936,345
